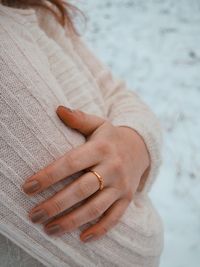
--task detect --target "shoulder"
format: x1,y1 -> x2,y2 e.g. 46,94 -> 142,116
33,5 -> 71,45
0,3 -> 70,50
0,9 -> 53,102
0,6 -> 36,49
0,6 -> 50,72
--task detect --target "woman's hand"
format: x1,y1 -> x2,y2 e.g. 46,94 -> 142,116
22,106 -> 150,243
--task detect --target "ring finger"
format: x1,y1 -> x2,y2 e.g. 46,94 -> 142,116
44,187 -> 120,236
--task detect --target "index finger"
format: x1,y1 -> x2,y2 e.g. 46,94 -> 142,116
22,141 -> 101,195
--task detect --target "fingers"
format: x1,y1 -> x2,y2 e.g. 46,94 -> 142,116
56,106 -> 106,136
43,187 -> 120,236
80,198 -> 130,242
29,167 -> 110,223
22,141 -> 102,195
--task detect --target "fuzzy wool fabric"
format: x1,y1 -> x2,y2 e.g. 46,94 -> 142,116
0,3 -> 163,267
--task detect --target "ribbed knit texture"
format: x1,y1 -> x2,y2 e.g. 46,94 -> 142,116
0,3 -> 163,267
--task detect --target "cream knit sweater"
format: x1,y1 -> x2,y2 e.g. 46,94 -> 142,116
0,3 -> 163,267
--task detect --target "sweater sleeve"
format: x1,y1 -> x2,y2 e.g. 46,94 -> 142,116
70,36 -> 163,193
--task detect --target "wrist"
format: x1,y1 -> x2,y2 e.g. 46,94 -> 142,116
117,126 -> 151,191
117,126 -> 150,168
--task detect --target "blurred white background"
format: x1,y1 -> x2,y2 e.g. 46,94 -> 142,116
76,1 -> 200,267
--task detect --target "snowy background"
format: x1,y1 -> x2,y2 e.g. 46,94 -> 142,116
76,1 -> 200,267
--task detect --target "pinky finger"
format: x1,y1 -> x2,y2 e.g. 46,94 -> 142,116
80,198 -> 130,243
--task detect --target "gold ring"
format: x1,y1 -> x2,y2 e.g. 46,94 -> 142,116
89,170 -> 104,191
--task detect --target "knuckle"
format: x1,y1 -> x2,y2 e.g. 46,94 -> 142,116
75,180 -> 90,199
95,140 -> 111,155
65,153 -> 79,171
89,203 -> 102,218
64,215 -> 79,230
121,177 -> 130,193
111,157 -> 124,174
114,176 -> 130,193
100,225 -> 108,235
67,217 -> 76,229
126,190 -> 134,202
104,216 -> 117,231
108,216 -> 118,229
112,187 -> 122,198
43,168 -> 55,185
50,199 -> 63,214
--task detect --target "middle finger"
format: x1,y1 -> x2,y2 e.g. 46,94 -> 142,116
29,166 -> 110,224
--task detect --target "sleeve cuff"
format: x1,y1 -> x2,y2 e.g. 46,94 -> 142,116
110,114 -> 163,194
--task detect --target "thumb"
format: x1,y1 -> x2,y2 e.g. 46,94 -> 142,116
56,105 -> 106,136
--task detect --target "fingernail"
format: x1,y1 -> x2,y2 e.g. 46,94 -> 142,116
30,209 -> 49,223
82,234 -> 94,243
45,224 -> 62,235
65,107 -> 73,112
60,106 -> 73,112
23,180 -> 40,194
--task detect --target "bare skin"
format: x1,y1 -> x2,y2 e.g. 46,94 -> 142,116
22,106 -> 150,243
